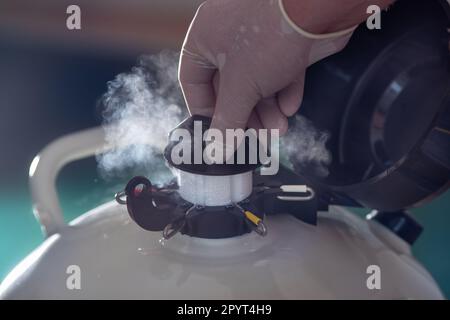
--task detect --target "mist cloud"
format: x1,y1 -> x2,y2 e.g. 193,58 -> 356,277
97,51 -> 186,183
282,115 -> 332,177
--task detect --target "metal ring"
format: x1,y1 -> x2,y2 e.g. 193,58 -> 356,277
236,203 -> 268,237
115,191 -> 127,205
255,221 -> 268,237
244,218 -> 268,237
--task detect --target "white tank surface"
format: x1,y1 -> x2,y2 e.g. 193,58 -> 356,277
0,127 -> 444,300
0,203 -> 444,300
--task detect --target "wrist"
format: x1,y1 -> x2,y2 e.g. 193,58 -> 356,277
282,0 -> 394,34
282,0 -> 332,34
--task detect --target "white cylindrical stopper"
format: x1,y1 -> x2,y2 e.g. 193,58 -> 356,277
176,170 -> 253,206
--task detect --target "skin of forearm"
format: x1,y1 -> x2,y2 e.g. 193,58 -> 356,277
283,0 -> 395,33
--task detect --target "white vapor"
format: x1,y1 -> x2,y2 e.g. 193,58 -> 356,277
282,115 -> 332,177
97,51 -> 186,183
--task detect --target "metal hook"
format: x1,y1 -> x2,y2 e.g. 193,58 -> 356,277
235,203 -> 268,237
162,206 -> 195,240
253,220 -> 268,237
162,218 -> 186,240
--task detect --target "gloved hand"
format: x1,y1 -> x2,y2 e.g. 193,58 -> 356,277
179,0 -> 355,135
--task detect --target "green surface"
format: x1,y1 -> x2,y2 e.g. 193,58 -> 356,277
1,159 -> 449,298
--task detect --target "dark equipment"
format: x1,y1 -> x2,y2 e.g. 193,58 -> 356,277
296,0 -> 450,212
118,0 -> 450,245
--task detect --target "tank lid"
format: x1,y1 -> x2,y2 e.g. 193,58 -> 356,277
164,115 -> 263,176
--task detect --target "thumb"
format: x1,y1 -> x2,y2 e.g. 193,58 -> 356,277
277,73 -> 306,117
208,71 -> 260,162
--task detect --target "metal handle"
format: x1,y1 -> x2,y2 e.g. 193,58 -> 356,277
29,126 -> 110,237
276,185 -> 315,201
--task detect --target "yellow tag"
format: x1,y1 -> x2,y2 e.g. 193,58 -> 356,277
245,211 -> 261,226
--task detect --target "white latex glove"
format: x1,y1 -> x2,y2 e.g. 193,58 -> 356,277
179,0 -> 355,135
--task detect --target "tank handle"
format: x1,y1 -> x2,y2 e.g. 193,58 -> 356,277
29,126 -> 110,237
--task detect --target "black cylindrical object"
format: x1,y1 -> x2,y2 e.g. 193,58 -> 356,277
294,0 -> 450,211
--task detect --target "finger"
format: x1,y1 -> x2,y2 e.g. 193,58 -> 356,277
247,110 -> 263,130
208,72 -> 260,161
277,75 -> 305,117
256,97 -> 288,135
212,71 -> 220,98
210,71 -> 260,132
178,50 -> 216,117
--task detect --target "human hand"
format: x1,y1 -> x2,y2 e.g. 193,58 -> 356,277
178,0 -> 355,135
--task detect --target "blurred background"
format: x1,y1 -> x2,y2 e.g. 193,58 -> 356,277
0,0 -> 449,298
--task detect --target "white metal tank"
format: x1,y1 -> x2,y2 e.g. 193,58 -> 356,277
0,127 -> 444,299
